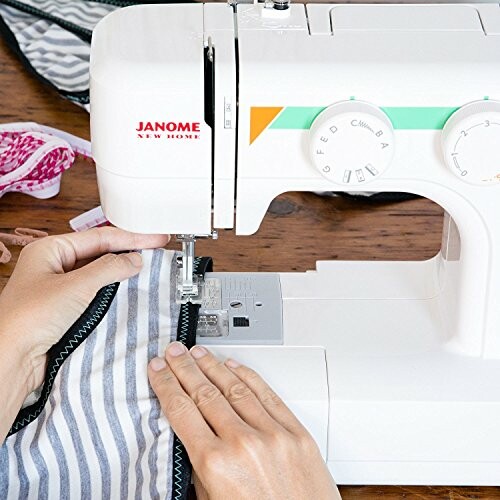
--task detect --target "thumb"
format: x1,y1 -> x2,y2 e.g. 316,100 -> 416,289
70,252 -> 143,292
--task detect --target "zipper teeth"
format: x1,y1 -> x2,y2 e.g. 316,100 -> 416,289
0,0 -> 92,40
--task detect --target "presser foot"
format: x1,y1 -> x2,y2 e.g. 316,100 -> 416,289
175,232 -> 218,304
175,270 -> 204,304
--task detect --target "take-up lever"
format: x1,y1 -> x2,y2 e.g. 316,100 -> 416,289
176,232 -> 218,304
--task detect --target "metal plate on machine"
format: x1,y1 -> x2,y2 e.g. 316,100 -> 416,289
197,273 -> 283,345
197,278 -> 229,338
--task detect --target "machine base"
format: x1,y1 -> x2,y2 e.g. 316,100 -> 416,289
330,460 -> 500,486
281,257 -> 500,485
203,257 -> 500,485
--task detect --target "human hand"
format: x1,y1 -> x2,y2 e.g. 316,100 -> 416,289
148,342 -> 341,500
0,227 -> 169,396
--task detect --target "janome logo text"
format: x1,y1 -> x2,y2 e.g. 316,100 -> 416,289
136,121 -> 201,140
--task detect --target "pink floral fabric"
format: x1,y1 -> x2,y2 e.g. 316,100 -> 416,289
0,126 -> 75,199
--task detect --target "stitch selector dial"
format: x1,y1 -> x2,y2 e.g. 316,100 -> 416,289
309,101 -> 394,185
442,100 -> 500,185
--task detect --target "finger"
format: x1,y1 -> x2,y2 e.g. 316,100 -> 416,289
225,359 -> 307,435
193,472 -> 210,500
25,227 -> 170,273
69,252 -> 143,293
0,242 -> 10,264
71,257 -> 94,271
165,342 -> 248,436
148,356 -> 216,455
190,345 -> 278,431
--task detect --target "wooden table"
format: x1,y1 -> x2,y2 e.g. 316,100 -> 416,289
0,35 -> 499,500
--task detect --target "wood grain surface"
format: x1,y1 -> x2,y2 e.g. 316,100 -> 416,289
0,31 -> 499,500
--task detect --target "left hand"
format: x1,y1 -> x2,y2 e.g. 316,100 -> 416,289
0,227 -> 169,396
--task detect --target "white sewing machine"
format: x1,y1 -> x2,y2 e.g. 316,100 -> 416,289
90,1 -> 500,486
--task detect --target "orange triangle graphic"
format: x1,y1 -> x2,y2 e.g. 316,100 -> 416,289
250,107 -> 283,144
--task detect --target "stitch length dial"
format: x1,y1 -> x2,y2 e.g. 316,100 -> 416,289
309,101 -> 394,185
442,100 -> 500,185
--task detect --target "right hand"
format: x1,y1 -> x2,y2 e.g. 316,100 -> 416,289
148,342 -> 341,500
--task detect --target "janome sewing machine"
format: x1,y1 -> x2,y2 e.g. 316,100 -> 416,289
90,1 -> 500,485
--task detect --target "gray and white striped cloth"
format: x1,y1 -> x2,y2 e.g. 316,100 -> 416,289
0,248 -> 180,499
0,0 -> 121,109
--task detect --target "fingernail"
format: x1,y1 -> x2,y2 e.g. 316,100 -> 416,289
225,358 -> 240,369
150,357 -> 166,371
167,341 -> 187,357
125,252 -> 142,267
191,345 -> 208,359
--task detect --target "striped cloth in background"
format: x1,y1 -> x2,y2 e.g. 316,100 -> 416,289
0,249 -> 180,499
0,1 -> 194,109
0,0 -> 121,109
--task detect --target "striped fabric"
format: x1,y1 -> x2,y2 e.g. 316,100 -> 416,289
0,249 -> 180,499
0,0 -> 120,108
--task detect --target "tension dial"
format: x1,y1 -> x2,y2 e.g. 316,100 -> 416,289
442,100 -> 500,186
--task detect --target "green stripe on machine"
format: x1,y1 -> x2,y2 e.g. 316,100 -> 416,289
382,107 -> 458,130
268,106 -> 459,130
269,107 -> 325,130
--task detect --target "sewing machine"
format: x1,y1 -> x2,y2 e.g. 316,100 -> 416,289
90,1 -> 500,485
